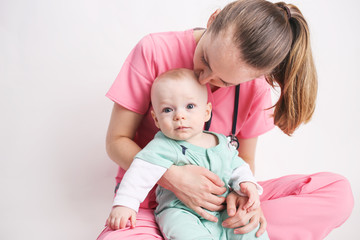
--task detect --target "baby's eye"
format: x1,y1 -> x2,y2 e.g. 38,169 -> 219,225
186,104 -> 195,109
162,108 -> 172,113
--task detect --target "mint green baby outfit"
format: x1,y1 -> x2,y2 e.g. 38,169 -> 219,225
135,131 -> 269,240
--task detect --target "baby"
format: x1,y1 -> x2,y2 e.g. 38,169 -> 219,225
107,68 -> 269,240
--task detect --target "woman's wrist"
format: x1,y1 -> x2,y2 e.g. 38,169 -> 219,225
158,165 -> 178,190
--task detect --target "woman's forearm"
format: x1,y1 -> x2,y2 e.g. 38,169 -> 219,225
106,136 -> 142,170
237,137 -> 258,174
106,103 -> 145,170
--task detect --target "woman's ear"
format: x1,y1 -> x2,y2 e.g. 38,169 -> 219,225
151,110 -> 160,129
204,102 -> 212,122
207,9 -> 221,28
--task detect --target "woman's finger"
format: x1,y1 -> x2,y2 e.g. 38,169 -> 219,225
225,192 -> 238,217
233,210 -> 260,234
202,168 -> 225,187
255,213 -> 267,237
201,199 -> 226,212
200,171 -> 227,196
210,184 -> 227,196
193,206 -> 218,222
202,193 -> 226,207
223,208 -> 250,228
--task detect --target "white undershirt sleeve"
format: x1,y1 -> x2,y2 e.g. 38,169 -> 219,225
113,158 -> 168,212
229,163 -> 263,196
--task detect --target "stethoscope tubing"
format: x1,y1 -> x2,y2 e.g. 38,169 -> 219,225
205,85 -> 240,150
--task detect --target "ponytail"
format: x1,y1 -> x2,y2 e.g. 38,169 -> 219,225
267,3 -> 318,135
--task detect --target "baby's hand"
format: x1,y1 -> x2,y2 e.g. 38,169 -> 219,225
106,206 -> 136,230
239,182 -> 260,212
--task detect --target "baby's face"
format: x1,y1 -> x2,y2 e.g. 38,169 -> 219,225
151,74 -> 211,141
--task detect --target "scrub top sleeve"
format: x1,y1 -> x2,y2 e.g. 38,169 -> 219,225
238,86 -> 274,139
106,35 -> 157,114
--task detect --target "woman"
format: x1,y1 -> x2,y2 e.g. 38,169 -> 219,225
98,0 -> 353,239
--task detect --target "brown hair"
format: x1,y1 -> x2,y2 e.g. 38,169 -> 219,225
208,0 -> 317,135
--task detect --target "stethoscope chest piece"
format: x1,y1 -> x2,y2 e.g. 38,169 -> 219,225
227,135 -> 239,150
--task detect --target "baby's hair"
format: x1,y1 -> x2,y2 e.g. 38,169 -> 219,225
155,68 -> 197,83
151,68 -> 208,102
209,0 -> 317,135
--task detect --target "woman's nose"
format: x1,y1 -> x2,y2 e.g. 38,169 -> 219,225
197,71 -> 213,85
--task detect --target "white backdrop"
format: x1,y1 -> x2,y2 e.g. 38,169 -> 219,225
1,0 -> 359,239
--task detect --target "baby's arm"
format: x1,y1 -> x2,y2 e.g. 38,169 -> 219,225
229,163 -> 263,212
107,158 -> 167,229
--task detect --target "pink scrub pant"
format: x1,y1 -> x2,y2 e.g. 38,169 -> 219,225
97,172 -> 354,240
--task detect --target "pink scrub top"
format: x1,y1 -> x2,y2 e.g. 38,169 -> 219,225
106,29 -> 274,208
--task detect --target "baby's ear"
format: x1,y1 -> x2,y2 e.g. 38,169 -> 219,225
151,110 -> 160,129
204,102 -> 212,122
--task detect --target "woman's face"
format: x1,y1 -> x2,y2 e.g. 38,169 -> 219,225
193,29 -> 264,88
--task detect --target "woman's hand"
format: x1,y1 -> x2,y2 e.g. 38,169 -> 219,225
222,191 -> 267,237
158,165 -> 227,222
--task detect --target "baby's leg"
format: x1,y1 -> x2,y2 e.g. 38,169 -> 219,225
156,208 -> 214,240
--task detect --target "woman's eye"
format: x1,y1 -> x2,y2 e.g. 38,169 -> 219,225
221,80 -> 231,87
201,56 -> 210,68
163,108 -> 172,113
187,104 -> 195,109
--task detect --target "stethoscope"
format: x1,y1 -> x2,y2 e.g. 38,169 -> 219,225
204,85 -> 240,150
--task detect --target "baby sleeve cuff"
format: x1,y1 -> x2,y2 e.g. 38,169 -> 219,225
113,195 -> 141,213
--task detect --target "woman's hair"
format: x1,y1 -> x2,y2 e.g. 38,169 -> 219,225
208,0 -> 317,135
